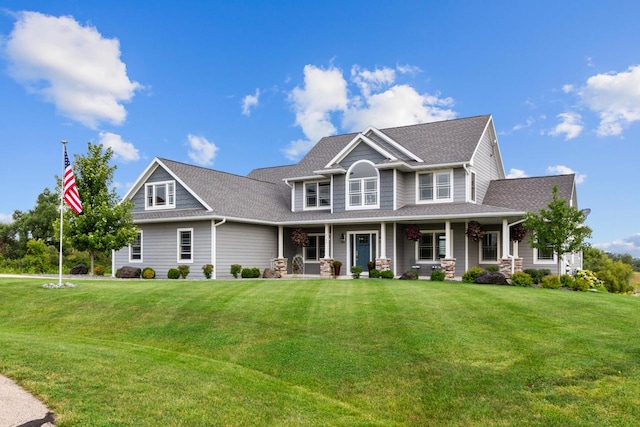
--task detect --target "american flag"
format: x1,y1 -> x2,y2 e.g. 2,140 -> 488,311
63,146 -> 83,214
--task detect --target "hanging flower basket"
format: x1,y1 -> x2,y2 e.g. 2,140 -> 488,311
290,228 -> 309,248
510,223 -> 528,243
405,224 -> 422,241
465,221 -> 485,242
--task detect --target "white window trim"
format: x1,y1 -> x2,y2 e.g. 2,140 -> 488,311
129,230 -> 143,263
145,180 -> 176,210
469,171 -> 477,203
416,169 -> 454,204
303,181 -> 331,210
303,233 -> 325,263
177,228 -> 194,264
533,247 -> 557,265
479,231 -> 500,264
345,160 -> 380,210
415,230 -> 447,263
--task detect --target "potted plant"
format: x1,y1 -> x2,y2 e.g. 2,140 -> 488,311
405,224 -> 422,241
510,223 -> 527,243
332,260 -> 342,276
465,220 -> 486,242
366,260 -> 375,272
351,265 -> 363,279
291,228 -> 310,250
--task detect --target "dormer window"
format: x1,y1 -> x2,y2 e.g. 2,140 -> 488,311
347,161 -> 379,210
417,170 -> 453,203
305,181 -> 330,209
145,181 -> 175,210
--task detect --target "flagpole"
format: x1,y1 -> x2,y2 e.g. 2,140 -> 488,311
59,141 -> 67,287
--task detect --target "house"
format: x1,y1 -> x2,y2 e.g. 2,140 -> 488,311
113,115 -> 582,279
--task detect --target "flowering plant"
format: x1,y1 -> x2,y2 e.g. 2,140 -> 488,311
290,228 -> 309,247
465,221 -> 485,242
405,224 -> 422,241
510,223 -> 528,243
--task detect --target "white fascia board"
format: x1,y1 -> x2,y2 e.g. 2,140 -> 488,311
281,175 -> 327,182
155,159 -> 214,211
277,211 -> 526,226
366,126 -> 424,162
325,133 -> 398,168
408,161 -> 468,171
120,158 -> 161,203
313,168 -> 346,175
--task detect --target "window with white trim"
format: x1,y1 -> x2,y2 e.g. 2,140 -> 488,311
480,231 -> 499,262
177,228 -> 193,263
145,181 -> 175,210
416,231 -> 446,262
534,246 -> 556,264
417,170 -> 453,203
347,161 -> 379,209
129,231 -> 142,262
304,234 -> 326,261
305,182 -> 330,209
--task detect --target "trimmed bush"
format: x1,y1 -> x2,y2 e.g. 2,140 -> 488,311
510,272 -> 533,287
230,264 -> 242,279
167,268 -> 180,279
560,274 -> 575,289
241,267 -> 260,278
430,270 -> 445,281
380,270 -> 395,279
596,262 -> 634,294
178,265 -> 190,279
524,269 -> 551,284
575,269 -> 605,291
485,265 -> 500,273
142,267 -> 156,279
351,265 -> 363,279
369,269 -> 381,278
202,264 -> 214,279
94,265 -> 106,276
462,267 -> 484,283
541,275 -> 562,289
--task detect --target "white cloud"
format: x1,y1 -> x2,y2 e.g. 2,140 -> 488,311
562,84 -> 574,93
3,11 -> 141,128
546,165 -> 586,184
98,132 -> 139,162
351,65 -> 396,97
512,117 -> 534,131
594,233 -> 640,257
0,213 -> 13,224
241,89 -> 260,116
506,168 -> 528,179
549,112 -> 583,140
187,134 -> 218,166
578,65 -> 640,136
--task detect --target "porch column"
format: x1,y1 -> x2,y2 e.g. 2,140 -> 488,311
380,222 -> 386,258
278,225 -> 284,258
274,225 -> 287,277
445,220 -> 452,258
441,220 -> 456,280
502,218 -> 509,260
324,224 -> 331,258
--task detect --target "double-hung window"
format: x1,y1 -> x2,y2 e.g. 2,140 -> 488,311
417,231 -> 446,262
480,231 -> 499,262
305,182 -> 330,209
347,161 -> 379,209
146,181 -> 175,210
130,231 -> 142,262
417,170 -> 453,203
534,245 -> 556,264
177,228 -> 193,263
304,234 -> 326,261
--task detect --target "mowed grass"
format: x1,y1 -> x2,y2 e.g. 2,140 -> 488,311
1,278 -> 639,426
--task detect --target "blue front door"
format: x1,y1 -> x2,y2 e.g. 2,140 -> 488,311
351,233 -> 376,271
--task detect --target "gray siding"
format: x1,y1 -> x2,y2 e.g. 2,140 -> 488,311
339,142 -> 386,169
293,181 -> 302,212
131,167 -> 204,212
472,125 -> 502,203
215,222 -> 278,279
453,168 -> 466,202
380,169 -> 394,210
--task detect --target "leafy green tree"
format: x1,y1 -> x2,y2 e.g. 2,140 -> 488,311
524,186 -> 592,277
63,142 -> 138,274
18,188 -> 59,245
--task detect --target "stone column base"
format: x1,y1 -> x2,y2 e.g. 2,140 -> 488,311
440,258 -> 456,280
500,257 -> 523,278
375,258 -> 391,272
273,258 -> 288,277
320,258 -> 334,278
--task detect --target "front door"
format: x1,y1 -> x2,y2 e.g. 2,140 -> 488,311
351,232 -> 377,271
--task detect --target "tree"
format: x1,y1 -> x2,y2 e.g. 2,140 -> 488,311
17,188 -> 59,245
63,142 -> 138,274
524,186 -> 592,277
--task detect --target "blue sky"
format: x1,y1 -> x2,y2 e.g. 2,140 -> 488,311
1,1 -> 639,256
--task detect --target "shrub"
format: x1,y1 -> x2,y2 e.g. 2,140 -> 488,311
575,269 -> 605,291
94,265 -> 106,276
560,274 -> 575,289
462,267 -> 484,283
380,270 -> 395,279
167,268 -> 181,279
541,275 -> 562,289
523,269 -> 551,284
142,267 -> 156,279
351,265 -> 363,279
178,265 -> 190,279
230,264 -> 242,279
430,270 -> 445,281
369,268 -> 381,278
510,272 -> 533,287
485,265 -> 500,273
202,264 -> 214,279
241,267 -> 261,278
596,261 -> 634,294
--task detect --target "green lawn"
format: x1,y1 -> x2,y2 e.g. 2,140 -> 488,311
1,277 -> 639,426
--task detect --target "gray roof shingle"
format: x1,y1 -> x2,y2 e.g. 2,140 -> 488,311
482,174 -> 576,212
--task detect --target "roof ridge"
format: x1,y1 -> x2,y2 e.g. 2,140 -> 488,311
158,157 -> 278,186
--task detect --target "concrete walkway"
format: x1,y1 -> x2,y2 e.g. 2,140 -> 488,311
0,375 -> 54,426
